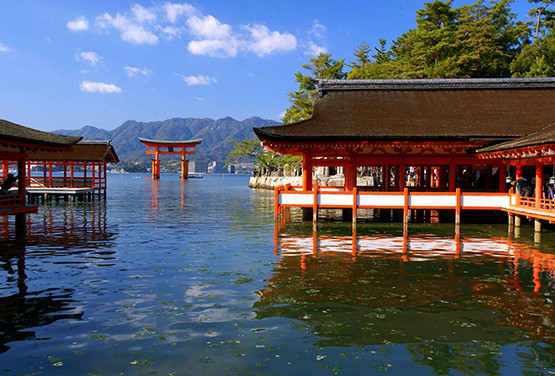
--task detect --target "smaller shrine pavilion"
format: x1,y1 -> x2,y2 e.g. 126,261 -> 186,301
139,138 -> 202,179
0,119 -> 81,238
477,122 -> 555,231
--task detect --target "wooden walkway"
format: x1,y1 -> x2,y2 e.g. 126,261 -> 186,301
274,185 -> 555,230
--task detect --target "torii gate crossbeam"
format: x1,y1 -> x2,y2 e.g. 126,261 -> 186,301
139,138 -> 202,179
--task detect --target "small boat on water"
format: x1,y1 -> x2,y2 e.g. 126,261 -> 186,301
188,173 -> 204,178
132,175 -> 141,179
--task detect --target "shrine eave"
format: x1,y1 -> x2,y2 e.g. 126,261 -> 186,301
0,119 -> 82,149
139,137 -> 202,147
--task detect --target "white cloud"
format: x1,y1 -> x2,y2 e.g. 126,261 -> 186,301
304,41 -> 326,56
309,19 -> 326,39
96,13 -> 159,45
80,81 -> 122,93
187,38 -> 238,58
0,42 -> 9,52
131,4 -> 156,23
67,16 -> 89,32
303,19 -> 327,56
91,3 -> 298,57
159,25 -> 183,39
194,96 -> 204,101
76,51 -> 102,66
242,24 -> 297,57
165,2 -> 195,23
180,74 -> 217,86
187,15 -> 231,39
124,66 -> 152,77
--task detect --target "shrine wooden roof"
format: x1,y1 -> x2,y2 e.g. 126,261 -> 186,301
254,78 -> 555,144
26,140 -> 119,163
477,122 -> 555,154
0,119 -> 82,149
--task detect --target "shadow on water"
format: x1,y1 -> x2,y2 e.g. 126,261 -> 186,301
0,201 -> 117,354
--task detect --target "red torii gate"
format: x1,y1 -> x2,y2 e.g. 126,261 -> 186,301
139,138 -> 202,179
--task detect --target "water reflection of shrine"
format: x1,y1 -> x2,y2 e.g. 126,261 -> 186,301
259,227 -> 554,351
0,202 -> 117,353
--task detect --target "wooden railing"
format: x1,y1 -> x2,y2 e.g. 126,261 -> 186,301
27,176 -> 106,189
510,192 -> 555,214
0,193 -> 26,210
275,184 -> 511,223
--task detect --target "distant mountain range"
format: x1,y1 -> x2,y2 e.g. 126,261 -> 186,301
54,116 -> 279,163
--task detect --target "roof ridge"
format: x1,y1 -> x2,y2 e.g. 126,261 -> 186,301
319,78 -> 555,92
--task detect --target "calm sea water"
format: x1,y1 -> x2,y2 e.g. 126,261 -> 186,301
0,173 -> 553,375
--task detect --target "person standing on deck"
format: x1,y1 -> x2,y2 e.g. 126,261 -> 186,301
0,173 -> 18,194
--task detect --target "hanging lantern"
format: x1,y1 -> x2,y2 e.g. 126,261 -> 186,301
505,176 -> 513,184
549,176 -> 555,185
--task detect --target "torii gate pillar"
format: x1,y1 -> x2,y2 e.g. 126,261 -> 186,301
139,138 -> 202,180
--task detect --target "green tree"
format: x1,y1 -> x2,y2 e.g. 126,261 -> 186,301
282,52 -> 346,124
511,30 -> 555,76
454,0 -> 529,77
226,138 -> 301,176
349,42 -> 372,68
528,0 -> 554,38
390,0 -> 459,78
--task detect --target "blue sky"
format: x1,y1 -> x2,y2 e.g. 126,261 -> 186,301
0,0 -> 537,132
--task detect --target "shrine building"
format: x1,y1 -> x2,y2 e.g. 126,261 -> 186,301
254,78 -> 555,228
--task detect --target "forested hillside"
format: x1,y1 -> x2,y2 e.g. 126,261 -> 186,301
55,116 -> 278,163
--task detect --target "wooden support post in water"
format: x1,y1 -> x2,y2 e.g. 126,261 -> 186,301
534,218 -> 542,233
515,215 -> 522,227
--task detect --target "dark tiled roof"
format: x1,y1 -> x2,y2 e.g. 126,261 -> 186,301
254,78 -> 555,143
0,119 -> 82,147
477,122 -> 555,153
26,140 -> 119,163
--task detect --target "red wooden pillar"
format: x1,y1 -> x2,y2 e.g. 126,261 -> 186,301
485,165 -> 493,190
17,153 -> 26,197
425,165 -> 432,188
2,161 -> 7,179
449,160 -> 456,192
91,162 -> 96,189
439,165 -> 446,190
399,162 -> 406,190
536,163 -> 543,208
103,161 -> 107,190
499,164 -> 507,192
384,164 -> 390,190
344,157 -> 357,191
70,161 -> 74,188
152,147 -> 160,179
302,154 -> 312,191
83,162 -> 88,187
516,165 -> 523,180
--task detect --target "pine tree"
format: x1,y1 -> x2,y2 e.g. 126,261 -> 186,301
282,53 -> 346,124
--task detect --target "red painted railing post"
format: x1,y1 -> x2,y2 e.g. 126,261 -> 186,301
313,184 -> 319,222
455,188 -> 461,225
352,187 -> 358,225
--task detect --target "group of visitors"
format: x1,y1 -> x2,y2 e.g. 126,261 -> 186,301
510,175 -> 554,200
